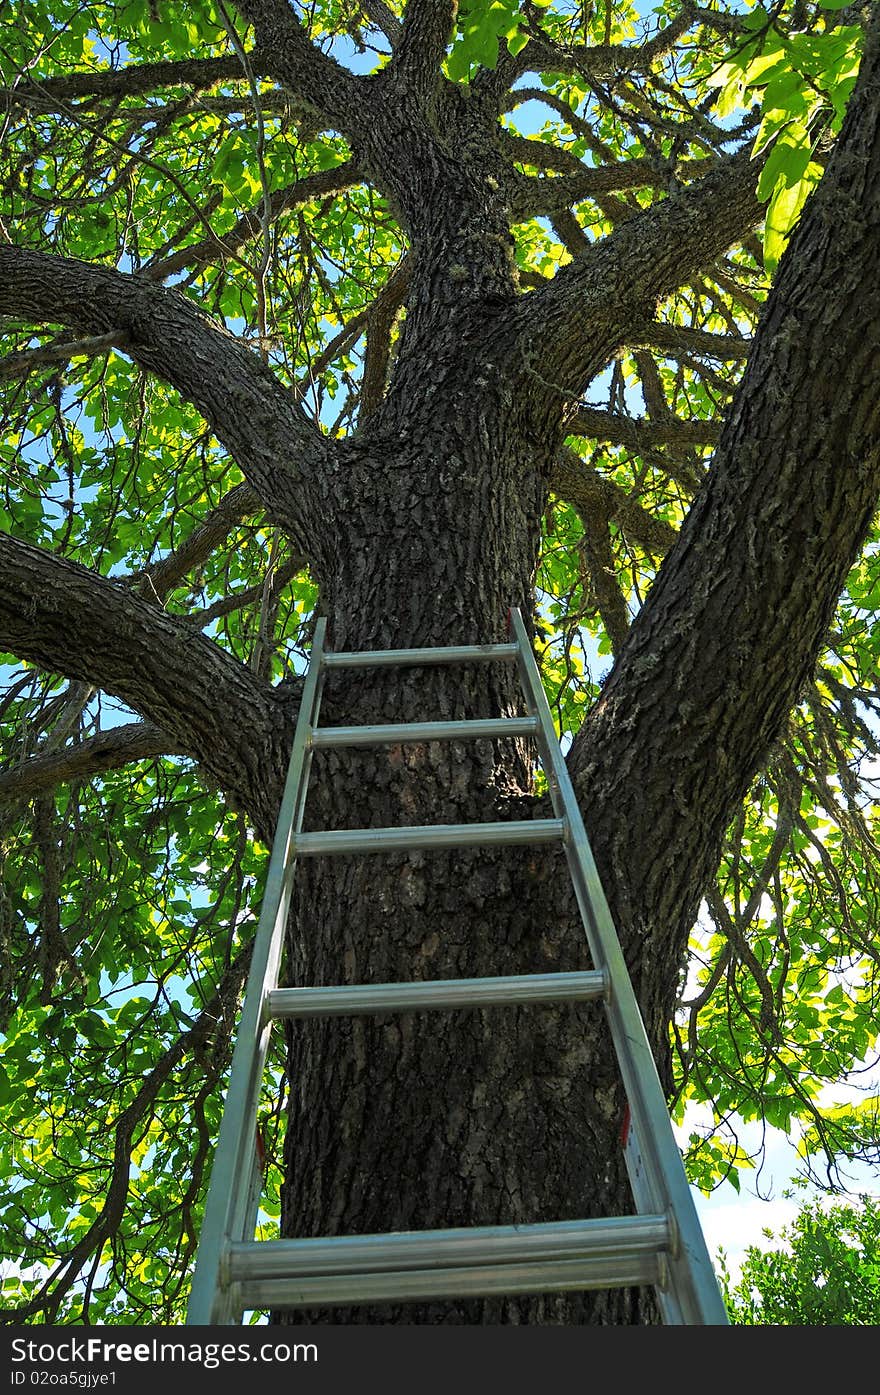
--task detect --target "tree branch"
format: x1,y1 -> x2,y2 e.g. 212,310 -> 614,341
0,723 -> 183,805
473,6 -> 699,107
0,55 -> 255,109
580,511 -> 631,654
363,0 -> 404,46
506,78 -> 750,160
232,0 -> 365,137
630,322 -> 751,361
551,446 -> 680,555
0,533 -> 289,832
634,348 -> 677,424
549,209 -> 590,258
517,147 -> 763,394
390,0 -> 457,98
133,483 -> 260,604
504,140 -> 703,220
687,4 -> 747,36
360,257 -> 412,418
568,6 -> 880,965
568,406 -> 721,451
4,89 -> 314,125
3,946 -> 249,1323
182,554 -> 304,629
142,160 -> 362,281
0,332 -> 120,380
0,247 -> 333,554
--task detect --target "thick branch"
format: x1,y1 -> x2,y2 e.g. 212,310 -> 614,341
0,723 -> 184,805
630,323 -> 751,361
363,0 -> 403,46
568,8 -> 880,967
391,0 -> 456,98
552,446 -> 679,556
0,533 -> 289,833
500,130 -> 589,176
0,55 -> 254,108
233,0 -> 365,136
360,258 -> 412,418
0,248 -> 332,553
549,209 -> 590,258
505,143 -> 701,220
518,147 -> 763,392
581,513 -> 631,654
5,89 -> 313,124
569,407 -> 721,451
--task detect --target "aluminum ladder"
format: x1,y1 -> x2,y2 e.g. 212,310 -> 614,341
186,608 -> 728,1325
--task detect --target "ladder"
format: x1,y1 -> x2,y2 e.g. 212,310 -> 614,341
186,608 -> 729,1326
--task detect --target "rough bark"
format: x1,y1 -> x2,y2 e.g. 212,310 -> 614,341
0,250 -> 331,556
0,534 -> 293,837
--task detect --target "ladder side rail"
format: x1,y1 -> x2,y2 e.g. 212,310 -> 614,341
509,609 -> 728,1326
229,622 -> 331,1239
564,830 -> 727,1325
232,638 -> 334,1294
510,607 -> 677,1200
186,619 -> 329,1325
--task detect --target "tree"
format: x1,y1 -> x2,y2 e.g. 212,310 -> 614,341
720,1195 -> 880,1325
1,0 -> 879,1326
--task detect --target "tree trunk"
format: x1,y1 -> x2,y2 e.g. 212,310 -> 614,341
274,389 -> 659,1325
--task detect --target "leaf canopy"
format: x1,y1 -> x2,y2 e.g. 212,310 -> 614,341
0,0 -> 878,1323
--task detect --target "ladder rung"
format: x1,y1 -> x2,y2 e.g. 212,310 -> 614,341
265,970 -> 609,1019
232,1253 -> 663,1309
311,716 -> 538,747
293,819 -> 565,856
322,643 -> 519,669
229,1213 -> 669,1278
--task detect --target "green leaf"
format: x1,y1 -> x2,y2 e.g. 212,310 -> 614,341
763,162 -> 823,274
445,42 -> 473,83
756,123 -> 811,200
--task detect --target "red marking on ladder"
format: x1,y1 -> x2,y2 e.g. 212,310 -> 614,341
620,1103 -> 631,1149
